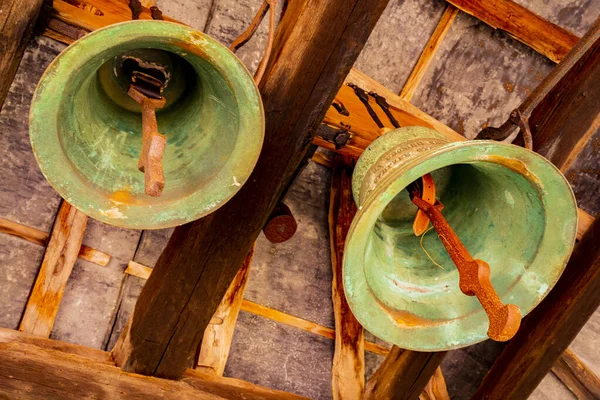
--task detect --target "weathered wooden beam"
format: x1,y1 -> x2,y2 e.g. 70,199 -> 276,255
18,201 -> 88,337
419,367 -> 450,400
446,0 -> 579,63
329,155 -> 364,399
526,17 -> 600,171
111,0 -> 390,379
0,327 -> 306,399
0,0 -> 44,111
473,216 -> 600,399
399,4 -> 459,101
364,346 -> 447,400
552,349 -> 600,400
0,216 -> 110,266
196,247 -> 254,375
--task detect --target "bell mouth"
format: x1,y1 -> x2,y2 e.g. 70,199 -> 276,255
343,139 -> 577,351
30,21 -> 264,229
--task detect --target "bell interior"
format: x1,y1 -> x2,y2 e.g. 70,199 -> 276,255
57,45 -> 240,204
364,161 -> 545,322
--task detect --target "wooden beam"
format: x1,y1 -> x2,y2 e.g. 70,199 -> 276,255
196,247 -> 254,375
0,328 -> 306,399
552,349 -> 600,400
364,346 -> 447,400
0,0 -> 44,111
0,216 -> 110,266
526,17 -> 600,171
473,216 -> 600,399
419,367 -> 450,400
111,0 -> 390,379
18,202 -> 88,337
399,5 -> 459,101
446,0 -> 579,63
329,155 -> 364,399
578,209 -> 594,241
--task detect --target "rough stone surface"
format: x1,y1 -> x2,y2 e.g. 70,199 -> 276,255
156,0 -> 212,31
0,37 -> 65,232
225,311 -> 334,399
412,12 -> 555,138
565,129 -> 600,216
354,0 -> 447,93
530,372 -> 577,400
514,0 -> 600,37
569,307 -> 600,376
246,161 -> 335,329
0,235 -> 44,329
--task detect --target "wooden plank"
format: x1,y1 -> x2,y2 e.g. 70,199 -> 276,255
364,346 -> 447,400
329,155 -> 364,399
399,5 -> 459,101
0,216 -> 110,266
419,367 -> 450,400
0,0 -> 44,111
446,0 -> 579,63
196,247 -> 254,375
0,328 -> 306,399
526,17 -> 600,171
18,202 -> 88,337
552,349 -> 600,400
473,216 -> 600,399
111,0 -> 390,379
578,209 -> 594,241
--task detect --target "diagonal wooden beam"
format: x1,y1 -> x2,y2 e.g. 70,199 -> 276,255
18,201 -> 88,337
110,0 -> 391,379
399,4 -> 459,101
329,155 -> 364,399
446,0 -> 579,63
196,247 -> 254,375
0,0 -> 44,111
552,348 -> 600,400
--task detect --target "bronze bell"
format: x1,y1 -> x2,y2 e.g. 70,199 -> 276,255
29,21 -> 264,229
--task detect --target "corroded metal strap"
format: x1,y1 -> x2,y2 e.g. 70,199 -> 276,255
128,86 -> 167,197
229,0 -> 277,84
411,195 -> 522,342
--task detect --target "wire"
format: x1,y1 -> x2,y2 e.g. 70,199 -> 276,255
420,226 -> 445,270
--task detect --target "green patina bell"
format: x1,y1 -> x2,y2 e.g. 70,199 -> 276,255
344,126 -> 578,351
30,21 -> 264,229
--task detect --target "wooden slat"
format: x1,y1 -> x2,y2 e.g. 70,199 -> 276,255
419,367 -> 450,400
552,349 -> 600,400
0,327 -> 306,399
0,0 -> 44,111
473,216 -> 600,399
111,0 -> 390,379
0,216 -> 110,266
196,247 -> 254,375
577,209 -> 594,242
18,202 -> 88,337
526,17 -> 600,171
364,346 -> 447,400
446,0 -> 579,63
329,155 -> 364,399
399,5 -> 459,101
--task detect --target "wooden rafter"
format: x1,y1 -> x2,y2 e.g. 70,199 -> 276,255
18,202 -> 88,337
446,0 -> 579,63
552,349 -> 600,400
399,4 -> 459,101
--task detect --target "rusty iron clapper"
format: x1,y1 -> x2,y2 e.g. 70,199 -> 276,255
343,125 -> 578,350
29,1 -> 277,229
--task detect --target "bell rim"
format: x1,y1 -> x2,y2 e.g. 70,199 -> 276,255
343,139 -> 578,351
29,20 -> 265,229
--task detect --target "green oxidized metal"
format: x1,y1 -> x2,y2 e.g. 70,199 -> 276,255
344,126 -> 577,351
30,21 -> 264,229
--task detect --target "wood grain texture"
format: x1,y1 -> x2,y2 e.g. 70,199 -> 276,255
552,349 -> 600,400
0,0 -> 43,111
473,216 -> 600,400
399,4 -> 459,101
18,201 -> 88,337
526,17 -> 600,171
111,0 -> 390,379
446,0 -> 579,63
0,328 -> 306,399
0,216 -> 110,266
329,155 -> 363,399
364,346 -> 447,400
419,367 -> 450,400
196,247 -> 254,375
